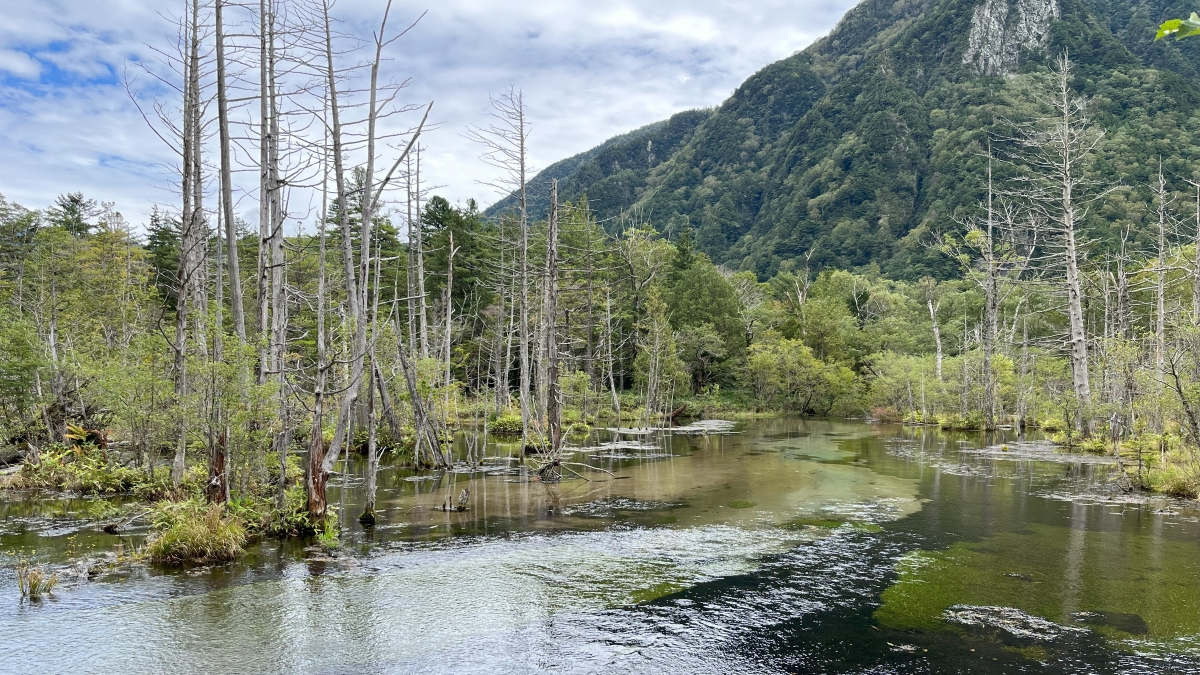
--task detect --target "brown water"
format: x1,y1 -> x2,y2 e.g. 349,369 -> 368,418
1,418 -> 1199,674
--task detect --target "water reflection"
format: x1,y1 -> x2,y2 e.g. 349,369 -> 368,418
0,418 -> 1198,674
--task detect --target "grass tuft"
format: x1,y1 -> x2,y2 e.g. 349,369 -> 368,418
145,500 -> 246,565
17,560 -> 57,599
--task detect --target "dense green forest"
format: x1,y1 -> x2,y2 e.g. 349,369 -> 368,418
498,0 -> 1200,280
5,0 -> 1200,570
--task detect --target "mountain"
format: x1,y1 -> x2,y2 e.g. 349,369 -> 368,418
485,109 -> 712,226
487,0 -> 1200,280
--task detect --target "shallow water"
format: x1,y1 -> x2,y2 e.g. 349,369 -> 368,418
2,418 -> 1200,674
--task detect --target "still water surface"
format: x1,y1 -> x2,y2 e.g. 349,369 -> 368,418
1,418 -> 1199,674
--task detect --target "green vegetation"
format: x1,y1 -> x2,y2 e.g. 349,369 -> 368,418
503,0 -> 1200,282
4,444 -> 179,499
1,0 -> 1199,568
16,560 -> 58,599
145,500 -> 248,565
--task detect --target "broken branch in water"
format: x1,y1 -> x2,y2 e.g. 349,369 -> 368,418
560,462 -> 617,478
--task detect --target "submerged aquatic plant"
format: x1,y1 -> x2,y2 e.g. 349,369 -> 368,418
145,500 -> 247,565
17,560 -> 57,599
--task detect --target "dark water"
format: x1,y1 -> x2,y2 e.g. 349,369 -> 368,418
1,418 -> 1199,674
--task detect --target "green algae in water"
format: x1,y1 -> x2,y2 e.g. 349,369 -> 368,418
729,500 -> 756,509
875,522 -> 1200,649
782,516 -> 845,529
779,517 -> 881,532
628,580 -> 687,604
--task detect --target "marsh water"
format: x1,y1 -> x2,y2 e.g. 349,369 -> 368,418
2,417 -> 1200,674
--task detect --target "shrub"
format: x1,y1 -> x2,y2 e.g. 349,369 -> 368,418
315,514 -> 340,550
1039,418 -> 1064,433
938,412 -> 983,431
490,411 -> 524,435
1076,436 -> 1111,455
145,500 -> 246,565
6,445 -> 191,499
872,407 -> 903,423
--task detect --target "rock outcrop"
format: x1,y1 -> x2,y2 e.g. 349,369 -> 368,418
963,0 -> 1059,75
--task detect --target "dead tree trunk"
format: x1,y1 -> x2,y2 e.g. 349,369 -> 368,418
982,155 -> 999,430
416,146 -> 430,358
215,0 -> 246,342
544,181 -> 562,462
172,0 -> 202,487
1022,54 -> 1100,435
307,150 -> 330,524
312,0 -> 358,517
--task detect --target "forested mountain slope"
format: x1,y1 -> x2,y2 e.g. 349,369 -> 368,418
490,0 -> 1200,280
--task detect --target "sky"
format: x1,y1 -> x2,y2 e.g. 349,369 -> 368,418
0,0 -> 859,230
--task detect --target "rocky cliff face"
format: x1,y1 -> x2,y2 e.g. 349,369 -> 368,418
963,0 -> 1059,75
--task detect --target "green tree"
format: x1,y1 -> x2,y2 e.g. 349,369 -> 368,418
45,192 -> 99,237
144,207 -> 181,308
666,254 -> 746,364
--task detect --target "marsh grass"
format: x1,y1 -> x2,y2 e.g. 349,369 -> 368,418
145,500 -> 246,565
316,514 -> 340,550
17,561 -> 57,599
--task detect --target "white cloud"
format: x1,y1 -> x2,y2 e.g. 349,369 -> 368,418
0,0 -> 860,229
0,50 -> 40,78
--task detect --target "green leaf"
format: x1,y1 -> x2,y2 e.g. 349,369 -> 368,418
1157,19 -> 1183,40
1157,14 -> 1200,40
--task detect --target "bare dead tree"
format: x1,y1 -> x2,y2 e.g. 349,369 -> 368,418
466,87 -> 531,450
320,0 -> 435,500
215,0 -> 247,343
942,147 -> 1037,428
1012,52 -> 1108,434
921,277 -> 943,381
541,180 -> 562,474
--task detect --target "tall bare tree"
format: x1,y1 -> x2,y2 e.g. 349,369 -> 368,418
1017,53 -> 1106,434
214,0 -> 246,342
466,88 -> 531,449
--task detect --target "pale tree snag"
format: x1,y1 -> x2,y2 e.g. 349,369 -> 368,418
308,131 -> 330,524
465,88 -> 531,450
320,0 -> 433,497
1016,53 -> 1103,435
922,277 -> 943,382
307,0 -> 353,522
172,0 -> 204,487
215,0 -> 246,343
